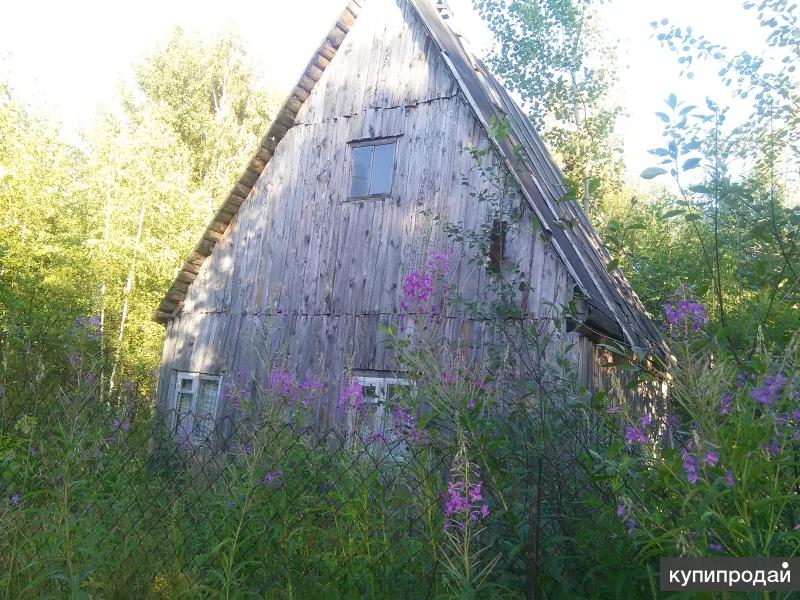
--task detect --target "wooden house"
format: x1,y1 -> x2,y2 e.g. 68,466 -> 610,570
153,0 -> 665,443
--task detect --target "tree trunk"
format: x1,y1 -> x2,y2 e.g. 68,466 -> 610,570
108,202 -> 146,395
526,455 -> 543,600
99,169 -> 113,401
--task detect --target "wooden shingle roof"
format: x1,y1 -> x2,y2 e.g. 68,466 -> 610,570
156,0 -> 666,355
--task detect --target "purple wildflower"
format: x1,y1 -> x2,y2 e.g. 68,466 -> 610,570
750,374 -> 787,405
9,493 -> 20,505
607,405 -> 622,415
665,414 -> 679,433
299,374 -> 323,405
68,354 -> 82,368
268,368 -> 298,403
426,250 -> 451,275
764,437 -> 781,457
443,480 -> 489,529
616,504 -> 626,517
682,450 -> 699,484
709,541 -> 723,553
391,405 -> 427,442
724,469 -> 735,488
735,371 -> 750,388
663,295 -> 709,331
366,432 -> 387,444
467,398 -> 477,410
402,271 -> 434,305
703,451 -> 719,467
641,414 -> 652,427
262,470 -> 284,487
338,380 -> 366,411
625,424 -> 648,445
719,392 -> 732,415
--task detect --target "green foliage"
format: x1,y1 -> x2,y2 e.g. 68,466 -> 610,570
475,0 -> 624,212
600,321 -> 800,585
0,28 -> 281,407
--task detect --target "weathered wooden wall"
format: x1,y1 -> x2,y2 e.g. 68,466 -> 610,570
155,0 -> 626,430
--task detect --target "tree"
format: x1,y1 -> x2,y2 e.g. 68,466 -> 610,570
89,28 -> 282,395
631,1 -> 800,353
474,0 -> 623,212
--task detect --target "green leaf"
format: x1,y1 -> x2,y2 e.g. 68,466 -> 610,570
640,167 -> 667,180
660,209 -> 685,220
682,157 -> 702,171
606,258 -> 620,272
666,93 -> 678,109
684,213 -> 702,221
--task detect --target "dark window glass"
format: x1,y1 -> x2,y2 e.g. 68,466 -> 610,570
349,140 -> 396,197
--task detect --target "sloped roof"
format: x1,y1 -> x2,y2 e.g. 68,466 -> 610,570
154,0 -> 363,323
156,0 -> 666,355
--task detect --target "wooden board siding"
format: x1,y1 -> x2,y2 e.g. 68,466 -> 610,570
155,0 -> 580,418
155,0 -> 664,432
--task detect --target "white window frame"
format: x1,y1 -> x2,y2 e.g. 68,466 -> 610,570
347,137 -> 399,200
172,371 -> 222,443
354,376 -> 412,439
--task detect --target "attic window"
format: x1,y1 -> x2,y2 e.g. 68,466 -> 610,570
349,138 -> 397,199
488,219 -> 507,272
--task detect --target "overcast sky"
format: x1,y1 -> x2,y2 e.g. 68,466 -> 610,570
0,0 -> 764,180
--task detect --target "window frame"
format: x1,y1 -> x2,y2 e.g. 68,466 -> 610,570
347,137 -> 399,201
354,375 -> 412,441
172,371 -> 222,443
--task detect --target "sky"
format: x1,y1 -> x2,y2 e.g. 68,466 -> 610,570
0,0 -> 766,181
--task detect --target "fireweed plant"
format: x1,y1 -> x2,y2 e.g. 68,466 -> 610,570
604,290 -> 800,566
383,133 -> 659,596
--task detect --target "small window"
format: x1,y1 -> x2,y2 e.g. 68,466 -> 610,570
488,219 -> 507,272
173,372 -> 221,443
349,139 -> 397,198
353,376 -> 412,441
